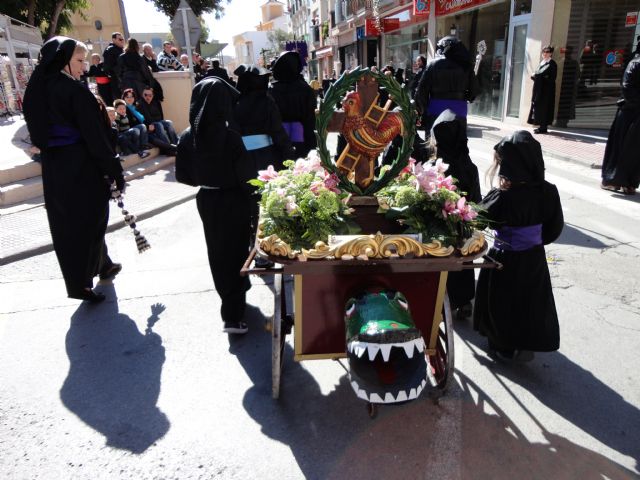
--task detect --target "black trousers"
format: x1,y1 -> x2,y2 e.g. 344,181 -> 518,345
196,188 -> 252,323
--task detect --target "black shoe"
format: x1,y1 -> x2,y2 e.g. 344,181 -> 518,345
513,350 -> 535,363
99,263 -> 122,281
533,128 -> 548,134
254,257 -> 274,269
223,321 -> 248,334
69,289 -> 106,303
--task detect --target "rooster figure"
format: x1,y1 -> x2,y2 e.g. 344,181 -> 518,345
338,91 -> 403,189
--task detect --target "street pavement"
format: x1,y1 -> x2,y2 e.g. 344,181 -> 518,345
1,129 -> 639,479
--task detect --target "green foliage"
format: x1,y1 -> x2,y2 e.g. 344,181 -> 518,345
145,0 -> 227,18
315,66 -> 417,196
1,0 -> 88,38
267,28 -> 293,54
255,156 -> 359,250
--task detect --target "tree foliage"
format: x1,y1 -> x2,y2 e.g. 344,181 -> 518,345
0,0 -> 88,39
144,0 -> 228,18
267,28 -> 293,55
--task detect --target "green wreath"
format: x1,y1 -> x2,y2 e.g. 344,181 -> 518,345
315,66 -> 417,196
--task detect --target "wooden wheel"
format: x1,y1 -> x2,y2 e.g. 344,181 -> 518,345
428,292 -> 455,391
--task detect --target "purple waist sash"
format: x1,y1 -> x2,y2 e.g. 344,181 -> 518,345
427,99 -> 467,118
282,121 -> 304,143
48,124 -> 82,147
494,224 -> 542,251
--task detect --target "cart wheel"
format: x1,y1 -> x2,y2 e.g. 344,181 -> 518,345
367,402 -> 378,419
428,292 -> 455,391
272,273 -> 284,399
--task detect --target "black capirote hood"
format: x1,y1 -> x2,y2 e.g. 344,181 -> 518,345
494,130 -> 545,184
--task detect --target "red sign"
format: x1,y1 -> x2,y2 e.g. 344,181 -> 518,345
435,0 -> 490,16
626,11 -> 638,27
364,18 -> 402,36
414,0 -> 430,17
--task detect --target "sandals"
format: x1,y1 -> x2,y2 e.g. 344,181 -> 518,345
69,288 -> 106,303
99,263 -> 122,281
600,183 -> 620,192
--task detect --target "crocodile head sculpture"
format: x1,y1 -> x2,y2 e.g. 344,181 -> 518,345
345,290 -> 427,404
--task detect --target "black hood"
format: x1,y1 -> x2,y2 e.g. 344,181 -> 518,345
431,109 -> 469,159
494,130 -> 545,184
271,51 -> 303,82
189,76 -> 239,151
437,36 -> 472,71
233,64 -> 270,94
23,36 -> 79,150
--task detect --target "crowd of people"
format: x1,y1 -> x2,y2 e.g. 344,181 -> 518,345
22,31 -> 640,362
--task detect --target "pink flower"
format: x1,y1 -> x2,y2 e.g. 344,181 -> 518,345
293,156 -> 326,176
401,157 -> 417,175
323,172 -> 341,193
258,165 -> 279,182
437,175 -> 457,191
434,158 -> 449,175
309,181 -> 323,194
457,197 -> 478,221
293,159 -> 311,175
285,195 -> 298,214
275,188 -> 286,197
414,162 -> 438,195
441,199 -> 458,218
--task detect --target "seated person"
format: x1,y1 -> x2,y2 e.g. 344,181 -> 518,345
113,99 -> 150,158
137,86 -> 178,156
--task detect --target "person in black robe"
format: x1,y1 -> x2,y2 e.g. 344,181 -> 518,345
23,36 -> 125,303
117,38 -> 154,100
601,42 -> 640,195
87,53 -> 113,106
102,32 -> 125,103
269,51 -> 317,158
431,110 -> 481,319
527,46 -> 557,134
473,131 -> 564,362
233,64 -> 294,248
175,77 -> 254,334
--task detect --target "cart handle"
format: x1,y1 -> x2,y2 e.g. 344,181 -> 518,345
240,248 -> 285,276
458,254 -> 503,271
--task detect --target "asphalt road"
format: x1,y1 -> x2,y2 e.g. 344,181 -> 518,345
1,136 -> 639,479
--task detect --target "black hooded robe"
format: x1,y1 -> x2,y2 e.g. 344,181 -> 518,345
176,77 -> 253,324
527,59 -> 557,128
23,37 -> 123,296
269,51 -> 317,158
431,110 -> 482,310
601,55 -> 640,190
473,132 -> 564,353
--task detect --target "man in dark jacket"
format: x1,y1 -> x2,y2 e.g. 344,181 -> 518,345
102,32 -> 125,101
415,36 -> 477,133
205,59 -> 231,82
138,87 -> 178,155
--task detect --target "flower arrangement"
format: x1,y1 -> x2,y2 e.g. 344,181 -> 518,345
250,153 -> 359,250
375,158 -> 485,247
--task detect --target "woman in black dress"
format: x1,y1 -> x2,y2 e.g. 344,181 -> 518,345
527,46 -> 557,134
117,38 -> 154,100
474,131 -> 564,361
601,42 -> 640,195
23,36 -> 125,302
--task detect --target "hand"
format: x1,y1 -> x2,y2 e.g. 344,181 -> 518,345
148,124 -> 155,132
115,173 -> 126,193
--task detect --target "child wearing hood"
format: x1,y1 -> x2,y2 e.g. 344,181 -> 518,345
268,51 -> 317,158
473,131 -> 564,362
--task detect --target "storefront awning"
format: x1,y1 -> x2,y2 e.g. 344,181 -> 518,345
315,46 -> 333,59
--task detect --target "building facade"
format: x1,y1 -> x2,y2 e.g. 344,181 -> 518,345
320,0 -> 640,130
66,0 -> 128,55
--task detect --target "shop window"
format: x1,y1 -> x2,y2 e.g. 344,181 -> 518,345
513,1 -> 532,15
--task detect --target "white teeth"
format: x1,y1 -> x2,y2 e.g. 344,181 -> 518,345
416,339 -> 425,353
384,392 -> 395,403
369,393 -> 384,403
416,384 -> 423,397
380,344 -> 392,362
355,344 -> 366,358
408,388 -> 417,400
351,380 -> 359,392
357,389 -> 368,400
421,379 -> 427,388
396,390 -> 408,402
367,343 -> 380,361
403,342 -> 415,358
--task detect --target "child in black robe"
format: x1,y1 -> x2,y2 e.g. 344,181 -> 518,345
473,131 -> 564,361
431,109 -> 481,319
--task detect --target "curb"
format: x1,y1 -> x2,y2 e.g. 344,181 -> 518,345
0,191 -> 197,266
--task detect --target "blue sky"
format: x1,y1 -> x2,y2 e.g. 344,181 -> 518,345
124,0 -> 265,56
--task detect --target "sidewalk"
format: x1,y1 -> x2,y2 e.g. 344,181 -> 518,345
0,115 -> 609,265
467,115 -> 608,168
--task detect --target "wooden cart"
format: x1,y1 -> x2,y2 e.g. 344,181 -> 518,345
241,247 -> 499,403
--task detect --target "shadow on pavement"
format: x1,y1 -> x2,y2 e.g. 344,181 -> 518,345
555,223 -> 609,249
468,123 -> 501,139
228,302 -> 638,479
456,318 -> 640,474
59,285 -> 170,453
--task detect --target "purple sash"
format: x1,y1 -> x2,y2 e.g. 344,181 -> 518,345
428,99 -> 467,118
282,121 -> 304,143
494,224 -> 542,251
48,124 -> 81,147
